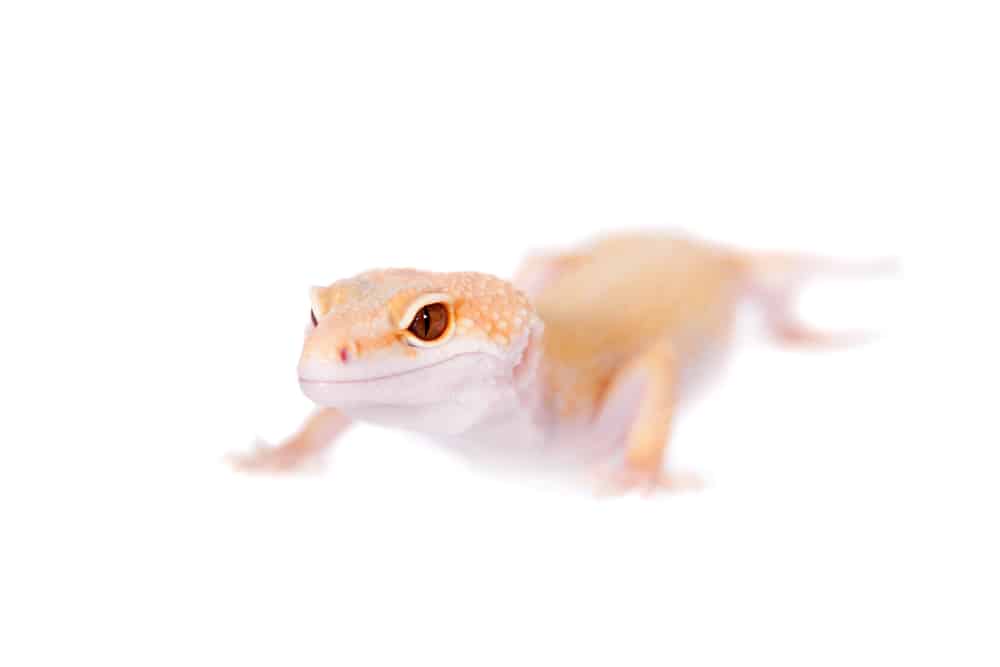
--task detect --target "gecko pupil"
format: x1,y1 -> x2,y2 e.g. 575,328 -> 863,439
408,303 -> 449,341
310,310 -> 318,327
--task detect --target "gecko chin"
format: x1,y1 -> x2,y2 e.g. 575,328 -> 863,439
298,352 -> 514,436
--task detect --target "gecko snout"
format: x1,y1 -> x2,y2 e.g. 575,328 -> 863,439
299,336 -> 357,371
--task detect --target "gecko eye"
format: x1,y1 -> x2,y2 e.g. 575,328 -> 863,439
310,310 -> 318,327
407,303 -> 450,342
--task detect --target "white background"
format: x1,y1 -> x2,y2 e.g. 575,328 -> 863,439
2,1 -> 997,665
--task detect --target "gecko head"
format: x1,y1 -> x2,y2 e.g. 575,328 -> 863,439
298,269 -> 542,435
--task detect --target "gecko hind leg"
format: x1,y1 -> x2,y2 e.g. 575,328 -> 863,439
742,251 -> 899,347
594,338 -> 703,496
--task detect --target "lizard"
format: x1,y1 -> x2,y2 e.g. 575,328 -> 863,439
230,232 -> 892,493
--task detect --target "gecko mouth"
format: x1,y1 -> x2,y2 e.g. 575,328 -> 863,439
296,350 -> 513,409
298,349 -> 515,434
298,351 -> 496,386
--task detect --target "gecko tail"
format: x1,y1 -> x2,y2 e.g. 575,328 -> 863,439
736,248 -> 900,347
739,250 -> 900,285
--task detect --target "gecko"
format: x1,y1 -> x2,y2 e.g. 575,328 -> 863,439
231,232 -> 891,493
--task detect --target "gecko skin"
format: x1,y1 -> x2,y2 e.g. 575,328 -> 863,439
232,233 -> 890,493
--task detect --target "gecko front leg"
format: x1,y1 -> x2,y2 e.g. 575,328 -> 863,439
229,407 -> 351,473
595,338 -> 702,495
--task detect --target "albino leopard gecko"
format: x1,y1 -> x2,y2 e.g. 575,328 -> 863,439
231,233 -> 890,493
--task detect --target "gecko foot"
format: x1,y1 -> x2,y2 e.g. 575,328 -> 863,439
592,465 -> 704,497
226,439 -> 326,474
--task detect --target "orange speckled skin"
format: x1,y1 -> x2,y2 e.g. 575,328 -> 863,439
303,269 -> 535,364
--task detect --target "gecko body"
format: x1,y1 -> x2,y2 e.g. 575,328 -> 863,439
234,233 -> 887,492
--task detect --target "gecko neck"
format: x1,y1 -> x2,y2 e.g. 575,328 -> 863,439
439,320 -> 551,450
